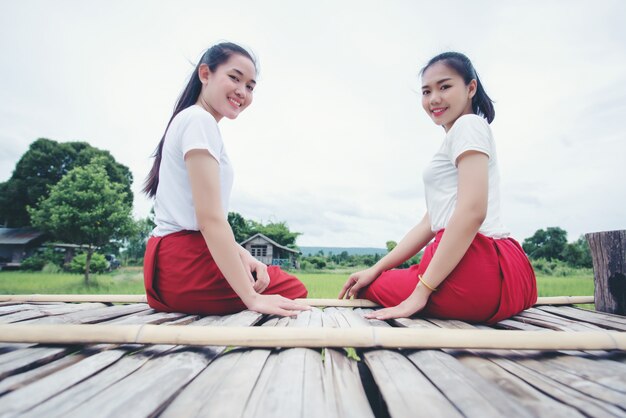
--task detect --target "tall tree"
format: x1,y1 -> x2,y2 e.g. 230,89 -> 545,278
123,215 -> 156,263
561,236 -> 593,268
227,212 -> 252,243
29,157 -> 134,283
522,227 -> 568,260
0,138 -> 133,227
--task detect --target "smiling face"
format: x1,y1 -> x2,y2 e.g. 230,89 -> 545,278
421,61 -> 477,132
197,53 -> 257,122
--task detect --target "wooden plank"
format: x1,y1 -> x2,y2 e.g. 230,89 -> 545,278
0,304 -> 60,315
392,311 -> 588,417
514,308 -> 603,331
322,348 -> 375,418
318,310 -> 375,418
0,348 -> 129,416
0,347 -> 72,380
21,344 -> 176,418
546,355 -> 626,393
351,309 -> 464,418
490,356 -> 626,417
19,318 -> 234,417
160,347 -> 274,418
35,311 -> 260,418
0,310 -> 46,323
61,349 -> 216,418
455,354 -> 585,418
536,306 -> 626,331
514,357 -> 626,409
160,316 -> 285,418
21,303 -> 152,324
105,311 -> 191,325
0,354 -> 84,396
406,349 -> 534,417
239,311 -> 327,418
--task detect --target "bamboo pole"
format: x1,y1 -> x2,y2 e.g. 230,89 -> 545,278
0,294 -> 594,306
0,324 -> 623,350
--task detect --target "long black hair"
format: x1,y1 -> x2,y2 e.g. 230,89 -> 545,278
143,42 -> 257,197
421,52 -> 495,124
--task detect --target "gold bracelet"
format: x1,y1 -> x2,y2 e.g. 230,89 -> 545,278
418,274 -> 438,292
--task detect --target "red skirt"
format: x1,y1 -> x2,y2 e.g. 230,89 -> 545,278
143,230 -> 308,315
361,230 -> 537,323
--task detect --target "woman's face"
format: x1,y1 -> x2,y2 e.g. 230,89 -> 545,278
421,61 -> 476,132
197,54 -> 257,122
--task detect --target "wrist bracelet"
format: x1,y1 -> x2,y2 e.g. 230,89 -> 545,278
418,274 -> 438,292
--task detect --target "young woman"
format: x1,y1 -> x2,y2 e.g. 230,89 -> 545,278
143,42 -> 309,317
339,52 -> 537,323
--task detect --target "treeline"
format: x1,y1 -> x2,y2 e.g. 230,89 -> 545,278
297,228 -> 593,275
522,226 -> 593,276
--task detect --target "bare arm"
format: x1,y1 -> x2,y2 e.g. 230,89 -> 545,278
186,150 -> 308,315
420,151 -> 488,289
366,151 -> 489,319
339,212 -> 434,299
371,212 -> 435,276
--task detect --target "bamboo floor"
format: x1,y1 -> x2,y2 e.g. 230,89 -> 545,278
0,299 -> 625,418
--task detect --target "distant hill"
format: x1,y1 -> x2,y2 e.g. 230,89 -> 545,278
299,246 -> 387,256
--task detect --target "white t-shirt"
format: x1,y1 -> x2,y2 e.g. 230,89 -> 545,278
423,114 -> 509,238
152,105 -> 234,236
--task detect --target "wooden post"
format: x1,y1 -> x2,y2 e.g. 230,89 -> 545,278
586,230 -> 626,315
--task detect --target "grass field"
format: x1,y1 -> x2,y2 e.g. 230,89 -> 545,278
0,268 -> 594,300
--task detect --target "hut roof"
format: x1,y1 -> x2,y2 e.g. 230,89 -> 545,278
240,233 -> 300,254
0,228 -> 45,245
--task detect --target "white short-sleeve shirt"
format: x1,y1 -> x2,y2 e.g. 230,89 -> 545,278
152,105 -> 234,236
422,114 -> 509,238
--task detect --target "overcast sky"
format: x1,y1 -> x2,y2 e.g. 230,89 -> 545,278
1,1 -> 625,247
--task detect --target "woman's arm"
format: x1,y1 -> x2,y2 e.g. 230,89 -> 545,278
186,150 -> 308,316
366,151 -> 489,319
372,212 -> 435,275
237,244 -> 271,293
339,212 -> 434,299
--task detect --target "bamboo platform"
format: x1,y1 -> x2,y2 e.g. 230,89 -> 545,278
0,298 -> 625,417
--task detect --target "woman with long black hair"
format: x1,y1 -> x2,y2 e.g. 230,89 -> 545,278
143,42 -> 308,317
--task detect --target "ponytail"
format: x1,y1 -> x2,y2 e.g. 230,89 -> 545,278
420,52 -> 495,124
143,42 -> 257,197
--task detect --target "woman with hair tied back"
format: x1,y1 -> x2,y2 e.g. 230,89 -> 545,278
340,52 -> 537,323
143,42 -> 309,317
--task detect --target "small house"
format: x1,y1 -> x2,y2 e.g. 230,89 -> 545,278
0,227 -> 46,269
240,233 -> 300,268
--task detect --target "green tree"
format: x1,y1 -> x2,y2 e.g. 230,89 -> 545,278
28,157 -> 134,283
122,216 -> 156,264
250,221 -> 301,248
228,212 -> 252,243
0,138 -> 133,227
561,236 -> 593,268
386,240 -> 398,252
522,227 -> 568,260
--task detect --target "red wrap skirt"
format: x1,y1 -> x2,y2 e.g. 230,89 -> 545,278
361,230 -> 537,324
143,230 -> 308,315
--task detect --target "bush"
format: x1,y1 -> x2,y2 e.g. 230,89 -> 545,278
42,262 -> 61,274
20,248 -> 64,271
531,257 -> 592,277
69,253 -> 109,274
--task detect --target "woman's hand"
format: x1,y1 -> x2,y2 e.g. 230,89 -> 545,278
245,294 -> 311,317
364,285 -> 432,320
338,267 -> 381,299
242,257 -> 270,293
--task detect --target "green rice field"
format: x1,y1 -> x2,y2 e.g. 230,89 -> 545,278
0,268 -> 594,300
